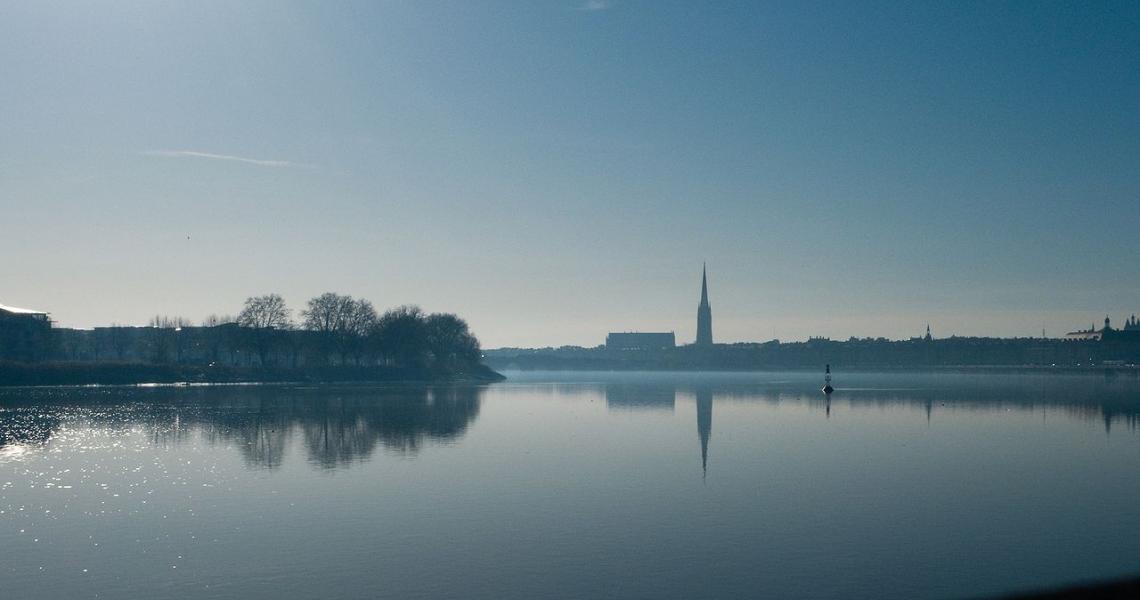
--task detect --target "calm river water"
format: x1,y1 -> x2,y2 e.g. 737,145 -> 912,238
2,370 -> 1140,599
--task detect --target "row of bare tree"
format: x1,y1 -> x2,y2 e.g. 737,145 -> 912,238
49,294 -> 483,371
231,293 -> 482,370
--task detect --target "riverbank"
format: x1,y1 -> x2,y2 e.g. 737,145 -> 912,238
0,361 -> 505,387
488,362 -> 1140,375
484,335 -> 1140,372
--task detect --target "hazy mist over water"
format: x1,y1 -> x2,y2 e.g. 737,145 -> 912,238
3,371 -> 1140,599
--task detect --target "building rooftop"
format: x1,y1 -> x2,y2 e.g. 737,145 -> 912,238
0,303 -> 49,316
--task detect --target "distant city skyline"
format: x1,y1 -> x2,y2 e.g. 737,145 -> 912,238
2,2 -> 1138,348
6,264 -> 1136,349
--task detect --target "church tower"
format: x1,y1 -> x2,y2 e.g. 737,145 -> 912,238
696,263 -> 713,346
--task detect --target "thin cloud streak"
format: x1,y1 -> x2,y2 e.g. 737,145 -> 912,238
576,1 -> 610,11
145,150 -> 311,168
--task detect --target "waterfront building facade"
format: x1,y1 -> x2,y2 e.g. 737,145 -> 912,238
0,303 -> 52,361
606,332 -> 676,351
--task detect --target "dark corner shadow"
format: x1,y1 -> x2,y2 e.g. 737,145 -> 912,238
977,574 -> 1140,599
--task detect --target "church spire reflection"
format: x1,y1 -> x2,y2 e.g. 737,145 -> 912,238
696,388 -> 712,478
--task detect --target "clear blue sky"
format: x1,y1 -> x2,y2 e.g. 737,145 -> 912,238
1,1 -> 1137,347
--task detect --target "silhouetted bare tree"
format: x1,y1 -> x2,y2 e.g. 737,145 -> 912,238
238,296 -> 290,330
302,293 -> 351,364
302,293 -> 348,331
238,294 -> 292,365
302,293 -> 377,364
344,299 -> 377,364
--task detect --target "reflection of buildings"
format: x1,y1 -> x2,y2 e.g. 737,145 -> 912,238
695,388 -> 712,477
603,383 -> 712,477
605,383 -> 676,411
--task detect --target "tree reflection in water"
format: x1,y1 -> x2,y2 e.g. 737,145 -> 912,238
3,373 -> 1140,472
0,385 -> 485,469
300,386 -> 482,468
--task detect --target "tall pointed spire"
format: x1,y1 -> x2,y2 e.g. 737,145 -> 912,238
700,262 -> 709,305
696,263 -> 713,346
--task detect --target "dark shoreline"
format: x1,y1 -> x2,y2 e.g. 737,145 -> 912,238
488,363 -> 1140,376
0,361 -> 505,388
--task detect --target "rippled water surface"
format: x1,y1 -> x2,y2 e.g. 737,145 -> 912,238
2,371 -> 1140,599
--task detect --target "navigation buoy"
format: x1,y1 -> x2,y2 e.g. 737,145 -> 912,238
823,364 -> 834,394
